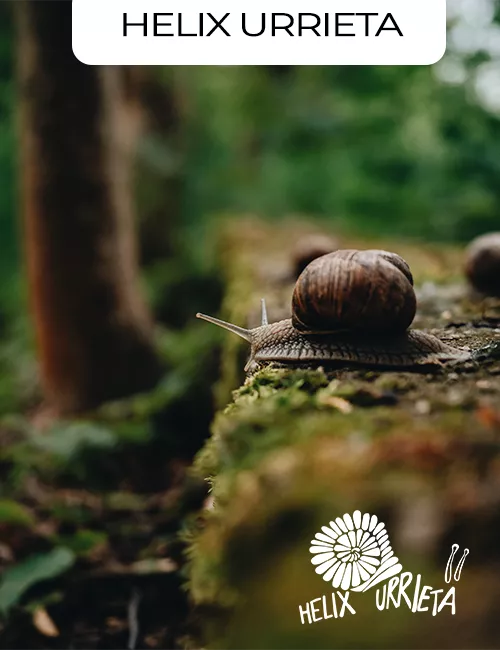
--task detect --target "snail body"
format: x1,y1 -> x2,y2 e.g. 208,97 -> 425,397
196,315 -> 469,373
197,249 -> 470,372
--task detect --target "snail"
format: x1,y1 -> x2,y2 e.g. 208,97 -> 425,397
465,232 -> 500,298
197,249 -> 471,373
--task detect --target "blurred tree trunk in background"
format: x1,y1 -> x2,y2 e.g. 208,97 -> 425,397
16,1 -> 161,414
122,67 -> 183,266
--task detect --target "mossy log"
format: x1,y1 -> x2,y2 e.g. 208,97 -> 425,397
188,219 -> 500,649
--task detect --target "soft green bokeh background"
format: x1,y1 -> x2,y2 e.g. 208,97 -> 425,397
2,2 -> 500,317
1,1 -> 499,423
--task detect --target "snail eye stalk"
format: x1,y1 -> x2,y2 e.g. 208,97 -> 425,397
196,313 -> 253,343
261,298 -> 268,326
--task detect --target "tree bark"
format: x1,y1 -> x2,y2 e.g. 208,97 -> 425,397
16,1 -> 161,414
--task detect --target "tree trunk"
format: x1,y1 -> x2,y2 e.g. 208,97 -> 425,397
122,66 -> 183,266
16,1 -> 161,414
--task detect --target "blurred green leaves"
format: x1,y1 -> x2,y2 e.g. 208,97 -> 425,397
0,547 -> 75,616
54,529 -> 107,557
0,499 -> 34,527
30,422 -> 116,461
0,4 -> 17,306
179,64 -> 500,242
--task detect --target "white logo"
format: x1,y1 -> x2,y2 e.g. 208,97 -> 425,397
310,510 -> 402,593
300,510 -> 469,624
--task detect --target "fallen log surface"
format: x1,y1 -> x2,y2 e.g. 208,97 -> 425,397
188,219 -> 500,649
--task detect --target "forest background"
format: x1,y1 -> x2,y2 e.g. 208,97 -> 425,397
0,0 -> 500,647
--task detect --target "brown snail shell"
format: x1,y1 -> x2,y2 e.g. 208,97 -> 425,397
292,234 -> 339,277
292,249 -> 416,334
465,232 -> 500,297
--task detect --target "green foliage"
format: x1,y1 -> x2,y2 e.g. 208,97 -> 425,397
0,262 -> 37,430
0,4 -> 16,298
54,529 -> 108,557
180,64 -> 500,242
0,547 -> 75,616
0,318 -> 221,490
30,422 -> 117,461
0,499 -> 34,527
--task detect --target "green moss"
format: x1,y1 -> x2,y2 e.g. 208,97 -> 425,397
187,221 -> 500,649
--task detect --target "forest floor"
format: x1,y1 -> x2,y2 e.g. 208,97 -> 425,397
1,218 -> 500,649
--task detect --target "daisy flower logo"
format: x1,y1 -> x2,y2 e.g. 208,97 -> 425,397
310,510 -> 402,592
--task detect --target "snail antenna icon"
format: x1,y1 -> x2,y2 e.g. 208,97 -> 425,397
445,544 -> 459,584
454,548 -> 469,582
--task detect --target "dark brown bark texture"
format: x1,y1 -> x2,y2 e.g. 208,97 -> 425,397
16,1 -> 161,413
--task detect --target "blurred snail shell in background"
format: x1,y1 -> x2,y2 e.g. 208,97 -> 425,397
465,232 -> 500,298
292,233 -> 339,277
292,249 -> 416,334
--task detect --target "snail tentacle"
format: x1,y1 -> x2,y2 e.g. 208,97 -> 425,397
261,298 -> 268,326
195,313 -> 253,343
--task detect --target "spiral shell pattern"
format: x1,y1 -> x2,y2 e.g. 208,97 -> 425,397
310,510 -> 402,592
292,249 -> 416,334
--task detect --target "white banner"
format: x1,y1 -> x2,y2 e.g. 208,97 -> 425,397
72,0 -> 447,66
